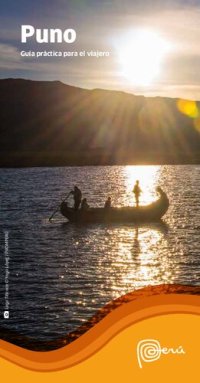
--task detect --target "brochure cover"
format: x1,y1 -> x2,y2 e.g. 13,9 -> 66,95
1,1 -> 200,382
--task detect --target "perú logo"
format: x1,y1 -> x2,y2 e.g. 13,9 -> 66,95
137,339 -> 186,368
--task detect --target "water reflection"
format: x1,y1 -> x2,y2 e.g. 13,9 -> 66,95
132,227 -> 140,258
81,221 -> 172,300
1,165 -> 200,341
126,224 -> 175,289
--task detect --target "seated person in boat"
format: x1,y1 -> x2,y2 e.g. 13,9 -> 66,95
133,180 -> 142,207
70,186 -> 82,210
104,197 -> 111,209
81,198 -> 90,210
156,186 -> 167,199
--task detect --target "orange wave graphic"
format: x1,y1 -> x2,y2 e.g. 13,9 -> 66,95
1,286 -> 200,372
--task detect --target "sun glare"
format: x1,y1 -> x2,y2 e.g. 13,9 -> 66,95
125,165 -> 161,205
118,30 -> 171,86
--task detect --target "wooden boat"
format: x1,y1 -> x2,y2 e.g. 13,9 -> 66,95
60,191 -> 169,223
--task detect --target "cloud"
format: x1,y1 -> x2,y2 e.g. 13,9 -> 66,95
0,43 -> 22,69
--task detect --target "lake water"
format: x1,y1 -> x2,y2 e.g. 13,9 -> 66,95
0,165 -> 200,342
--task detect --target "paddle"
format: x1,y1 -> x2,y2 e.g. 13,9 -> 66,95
49,192 -> 71,221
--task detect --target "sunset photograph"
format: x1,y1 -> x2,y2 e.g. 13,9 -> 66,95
0,0 -> 200,363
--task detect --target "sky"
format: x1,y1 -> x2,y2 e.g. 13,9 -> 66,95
1,0 -> 200,100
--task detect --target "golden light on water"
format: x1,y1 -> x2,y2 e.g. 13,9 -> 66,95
129,229 -> 174,286
119,228 -> 170,288
93,165 -> 179,298
124,165 -> 161,206
96,225 -> 175,299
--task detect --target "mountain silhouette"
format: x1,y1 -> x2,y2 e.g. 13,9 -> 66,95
0,78 -> 199,166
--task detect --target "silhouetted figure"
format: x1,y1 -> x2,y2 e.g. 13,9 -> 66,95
133,180 -> 142,207
70,186 -> 82,210
104,197 -> 111,209
156,186 -> 168,201
81,198 -> 89,210
156,186 -> 169,205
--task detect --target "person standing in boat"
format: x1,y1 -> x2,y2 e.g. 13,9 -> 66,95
104,196 -> 111,208
133,180 -> 142,207
70,186 -> 82,210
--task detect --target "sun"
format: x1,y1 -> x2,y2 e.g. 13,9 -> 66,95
118,30 -> 171,86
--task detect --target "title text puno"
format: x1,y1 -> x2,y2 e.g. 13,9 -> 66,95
21,25 -> 76,43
